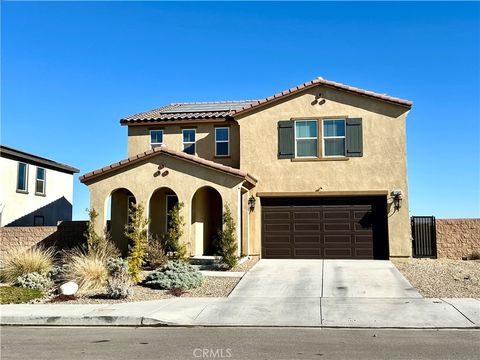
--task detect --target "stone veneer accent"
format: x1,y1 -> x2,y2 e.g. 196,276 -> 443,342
0,221 -> 87,261
436,218 -> 480,259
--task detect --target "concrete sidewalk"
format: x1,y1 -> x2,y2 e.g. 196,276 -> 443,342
1,297 -> 479,328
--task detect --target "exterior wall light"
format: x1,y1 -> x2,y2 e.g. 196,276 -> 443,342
248,196 -> 256,212
392,190 -> 403,211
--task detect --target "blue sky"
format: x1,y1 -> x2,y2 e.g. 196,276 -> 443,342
2,1 -> 479,219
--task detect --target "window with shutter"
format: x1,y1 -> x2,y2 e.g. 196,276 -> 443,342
278,120 -> 294,159
346,118 -> 363,157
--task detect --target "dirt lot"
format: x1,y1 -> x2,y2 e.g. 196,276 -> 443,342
392,258 -> 480,298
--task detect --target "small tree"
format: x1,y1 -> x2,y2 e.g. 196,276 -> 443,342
125,203 -> 149,283
217,205 -> 238,269
165,202 -> 187,261
84,208 -> 102,251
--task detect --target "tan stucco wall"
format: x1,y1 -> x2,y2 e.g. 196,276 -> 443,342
86,153 -> 243,256
237,86 -> 411,257
127,121 -> 240,168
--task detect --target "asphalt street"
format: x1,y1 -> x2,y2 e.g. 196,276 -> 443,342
1,326 -> 479,360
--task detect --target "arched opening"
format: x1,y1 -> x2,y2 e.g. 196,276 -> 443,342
148,187 -> 179,240
191,186 -> 222,256
105,188 -> 136,256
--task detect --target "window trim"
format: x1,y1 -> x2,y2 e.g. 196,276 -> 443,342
149,129 -> 164,148
322,119 -> 347,158
182,128 -> 196,155
35,167 -> 46,196
294,119 -> 319,158
214,127 -> 230,157
16,162 -> 29,193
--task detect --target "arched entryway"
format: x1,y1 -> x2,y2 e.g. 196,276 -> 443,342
105,188 -> 136,255
191,186 -> 222,255
148,187 -> 179,240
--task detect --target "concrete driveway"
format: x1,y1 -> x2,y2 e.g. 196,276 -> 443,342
229,259 -> 421,298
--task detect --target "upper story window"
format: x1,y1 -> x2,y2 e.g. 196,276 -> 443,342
323,119 -> 346,157
35,167 -> 46,195
295,120 -> 318,157
150,130 -> 164,148
182,129 -> 196,155
215,127 -> 230,157
17,162 -> 28,193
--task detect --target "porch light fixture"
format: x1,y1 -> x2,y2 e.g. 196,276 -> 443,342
392,190 -> 403,211
248,196 -> 256,212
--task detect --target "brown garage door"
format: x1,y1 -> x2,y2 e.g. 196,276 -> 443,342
261,197 -> 388,259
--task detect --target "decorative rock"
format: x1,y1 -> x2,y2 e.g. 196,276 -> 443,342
59,281 -> 79,295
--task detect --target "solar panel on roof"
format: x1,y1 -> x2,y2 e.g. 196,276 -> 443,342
162,101 -> 254,113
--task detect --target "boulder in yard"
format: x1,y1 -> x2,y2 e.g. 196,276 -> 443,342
59,282 -> 78,296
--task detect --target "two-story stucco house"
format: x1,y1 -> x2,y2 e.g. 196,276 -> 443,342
80,77 -> 413,259
0,145 -> 79,226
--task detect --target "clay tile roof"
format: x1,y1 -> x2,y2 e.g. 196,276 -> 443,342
230,77 -> 413,117
119,77 -> 412,125
79,145 -> 258,186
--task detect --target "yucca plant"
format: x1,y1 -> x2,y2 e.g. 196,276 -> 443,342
0,246 -> 55,283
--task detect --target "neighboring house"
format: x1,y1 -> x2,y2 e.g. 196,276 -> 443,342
80,77 -> 413,259
0,145 -> 79,226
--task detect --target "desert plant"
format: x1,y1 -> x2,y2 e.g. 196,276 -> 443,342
0,246 -> 55,283
48,265 -> 67,284
84,208 -> 120,260
165,203 -> 187,261
144,261 -> 203,290
106,257 -> 129,277
146,235 -> 168,268
217,205 -> 238,269
105,258 -> 133,299
84,208 -> 102,251
105,271 -> 133,299
63,249 -> 108,292
125,203 -> 149,283
15,272 -> 53,292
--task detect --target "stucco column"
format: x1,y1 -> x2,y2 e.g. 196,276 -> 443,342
89,187 -> 108,236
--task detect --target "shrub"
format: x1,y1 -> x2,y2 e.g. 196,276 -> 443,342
217,205 -> 238,269
104,257 -> 132,299
106,270 -> 133,299
15,272 -> 53,292
144,261 -> 203,290
0,246 -> 55,283
84,208 -> 120,261
106,257 -> 129,277
63,249 -> 108,292
48,265 -> 67,284
125,203 -> 149,283
165,203 -> 187,261
146,235 -> 168,268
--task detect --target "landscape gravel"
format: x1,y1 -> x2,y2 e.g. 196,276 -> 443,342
392,258 -> 480,298
32,276 -> 240,304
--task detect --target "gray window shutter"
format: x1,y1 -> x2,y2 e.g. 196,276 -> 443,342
278,120 -> 294,159
346,118 -> 363,157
